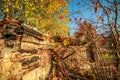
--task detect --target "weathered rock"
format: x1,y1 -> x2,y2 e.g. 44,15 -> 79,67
0,18 -> 51,80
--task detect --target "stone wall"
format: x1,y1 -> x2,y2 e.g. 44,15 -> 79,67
0,19 -> 51,80
0,47 -> 51,80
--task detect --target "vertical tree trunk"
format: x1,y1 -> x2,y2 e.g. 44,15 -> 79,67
8,3 -> 15,19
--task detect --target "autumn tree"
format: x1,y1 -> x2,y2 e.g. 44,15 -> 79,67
69,0 -> 120,64
75,21 -> 100,62
70,0 -> 120,79
0,0 -> 70,36
93,0 -> 120,73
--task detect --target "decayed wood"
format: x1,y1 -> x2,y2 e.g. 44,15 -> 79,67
0,43 -> 51,80
0,18 -> 51,80
0,39 -> 4,49
0,18 -> 46,41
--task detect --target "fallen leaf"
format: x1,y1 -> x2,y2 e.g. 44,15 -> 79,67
52,76 -> 57,80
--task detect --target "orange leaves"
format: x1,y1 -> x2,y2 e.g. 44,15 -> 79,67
94,2 -> 99,13
103,5 -> 111,15
92,1 -> 99,13
52,76 -> 57,80
63,39 -> 68,46
92,1 -> 112,15
103,5 -> 111,14
75,21 -> 97,39
96,16 -> 104,23
40,0 -> 44,2
58,15 -> 64,19
54,0 -> 65,3
54,0 -> 64,2
96,16 -> 101,21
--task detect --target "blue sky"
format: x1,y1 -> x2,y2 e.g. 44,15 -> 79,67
67,0 -> 120,35
0,0 -> 120,36
68,0 -> 97,35
0,10 -> 3,19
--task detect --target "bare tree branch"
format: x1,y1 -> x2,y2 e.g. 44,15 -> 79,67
106,0 -> 114,4
114,1 -> 120,38
99,1 -> 116,41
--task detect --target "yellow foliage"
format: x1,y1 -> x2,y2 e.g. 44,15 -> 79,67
52,61 -> 57,65
0,0 -> 70,36
63,39 -> 68,46
52,42 -> 58,49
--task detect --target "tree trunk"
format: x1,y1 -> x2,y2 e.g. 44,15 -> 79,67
8,3 -> 15,19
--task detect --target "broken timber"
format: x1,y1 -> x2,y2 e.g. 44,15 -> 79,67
0,18 -> 51,80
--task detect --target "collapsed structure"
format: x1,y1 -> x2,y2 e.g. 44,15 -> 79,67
0,18 -> 51,80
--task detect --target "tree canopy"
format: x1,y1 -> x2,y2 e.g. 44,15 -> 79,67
0,0 -> 70,36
